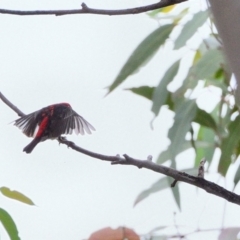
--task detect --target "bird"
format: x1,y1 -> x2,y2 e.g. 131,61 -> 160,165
14,103 -> 95,153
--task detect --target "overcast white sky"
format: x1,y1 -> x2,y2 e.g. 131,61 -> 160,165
1,0 -> 240,239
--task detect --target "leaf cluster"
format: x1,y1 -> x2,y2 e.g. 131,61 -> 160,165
108,6 -> 240,209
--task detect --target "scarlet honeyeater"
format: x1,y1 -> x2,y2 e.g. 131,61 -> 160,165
14,103 -> 95,153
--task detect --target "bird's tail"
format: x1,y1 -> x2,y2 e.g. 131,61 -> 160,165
23,138 -> 41,154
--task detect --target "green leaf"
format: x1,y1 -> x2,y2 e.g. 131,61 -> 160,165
174,10 -> 209,49
0,187 -> 35,206
194,108 -> 217,130
193,50 -> 202,64
198,35 -> 222,55
193,49 -> 224,80
173,8 -> 189,24
0,208 -> 20,240
168,99 -> 197,160
173,49 -> 224,99
168,177 -> 181,211
134,177 -> 169,206
134,168 -> 196,206
152,60 -> 180,116
126,87 -> 175,112
170,185 -> 181,210
165,91 -> 174,111
234,164 -> 240,188
194,126 -> 215,167
169,161 -> 181,210
157,141 -> 192,164
160,5 -> 175,13
215,68 -> 224,79
108,24 -> 174,93
125,86 -> 154,100
218,116 -> 240,176
147,9 -> 162,17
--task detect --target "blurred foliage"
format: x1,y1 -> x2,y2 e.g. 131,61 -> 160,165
109,4 -> 240,220
0,187 -> 34,239
0,208 -> 20,240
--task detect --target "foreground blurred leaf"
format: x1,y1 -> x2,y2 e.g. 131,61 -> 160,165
157,141 -> 192,164
134,169 -> 196,206
168,170 -> 181,211
174,48 -> 224,99
161,5 -> 175,13
125,86 -> 154,100
193,49 -> 202,64
218,116 -> 240,176
173,8 -> 189,24
127,86 -> 175,111
174,10 -> 209,49
0,187 -> 34,206
134,177 -> 169,206
195,126 -> 215,167
234,164 -> 240,188
152,60 -> 180,116
168,99 -> 197,160
0,208 -> 20,240
193,49 -> 224,80
147,5 -> 175,17
194,108 -> 217,131
108,24 -> 174,93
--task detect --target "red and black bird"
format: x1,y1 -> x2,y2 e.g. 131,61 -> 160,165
14,103 -> 95,153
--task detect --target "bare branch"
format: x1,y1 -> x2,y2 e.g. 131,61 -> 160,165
57,137 -> 240,206
0,0 -> 187,17
1,92 -> 240,206
0,92 -> 25,117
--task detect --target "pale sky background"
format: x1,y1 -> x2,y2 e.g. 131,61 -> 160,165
1,0 -> 240,240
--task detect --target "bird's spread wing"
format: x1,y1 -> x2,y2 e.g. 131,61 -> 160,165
51,110 -> 95,137
14,112 -> 39,137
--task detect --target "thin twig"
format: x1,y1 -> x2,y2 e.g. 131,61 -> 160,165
0,92 -> 25,117
0,0 -> 187,17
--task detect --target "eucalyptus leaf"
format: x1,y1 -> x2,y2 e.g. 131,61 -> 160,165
152,59 -> 180,116
218,116 -> 240,176
108,24 -> 174,93
168,99 -> 197,160
157,141 -> 192,164
174,10 -> 209,49
194,126 -> 215,167
234,164 -> 240,188
168,176 -> 181,211
134,177 -> 169,206
194,108 -> 217,130
174,48 -> 224,99
126,86 -> 175,111
134,168 -> 196,206
0,187 -> 35,206
193,49 -> 224,80
0,208 -> 20,240
125,86 -> 154,100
